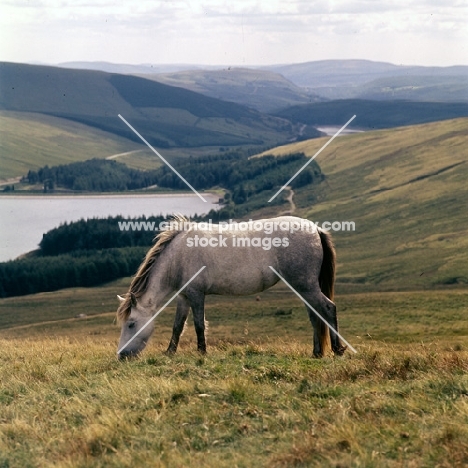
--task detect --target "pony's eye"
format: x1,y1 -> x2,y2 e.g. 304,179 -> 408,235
128,322 -> 136,329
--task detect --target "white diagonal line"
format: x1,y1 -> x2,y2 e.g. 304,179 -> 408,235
118,114 -> 207,202
268,115 -> 356,202
269,266 -> 357,354
118,266 -> 206,354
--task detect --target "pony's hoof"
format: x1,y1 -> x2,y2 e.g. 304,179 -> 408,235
334,346 -> 347,356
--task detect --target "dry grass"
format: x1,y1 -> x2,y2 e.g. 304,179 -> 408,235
0,338 -> 467,467
1,262 -> 467,467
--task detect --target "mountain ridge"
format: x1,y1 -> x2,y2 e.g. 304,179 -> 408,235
0,61 -> 297,151
49,59 -> 468,103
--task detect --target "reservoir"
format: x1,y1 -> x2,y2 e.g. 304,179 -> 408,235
0,193 -> 219,262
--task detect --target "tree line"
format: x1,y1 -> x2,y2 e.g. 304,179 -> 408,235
25,159 -> 160,192
0,216 -> 170,298
39,215 -> 166,256
24,151 -> 323,197
0,247 -> 147,298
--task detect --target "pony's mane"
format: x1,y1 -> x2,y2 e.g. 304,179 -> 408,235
117,215 -> 187,322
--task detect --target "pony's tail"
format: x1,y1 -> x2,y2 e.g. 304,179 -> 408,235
317,229 -> 336,356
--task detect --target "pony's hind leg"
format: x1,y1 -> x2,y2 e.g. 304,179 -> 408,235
325,295 -> 347,356
303,291 -> 346,357
166,296 -> 190,355
187,291 -> 207,354
307,312 -> 326,358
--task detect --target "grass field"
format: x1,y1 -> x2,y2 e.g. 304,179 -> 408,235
1,282 -> 467,467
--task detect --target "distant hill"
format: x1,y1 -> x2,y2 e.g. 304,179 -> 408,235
0,62 -> 297,152
264,59 -> 468,88
58,61 -> 217,74
357,75 -> 468,102
264,59 -> 401,88
255,118 -> 468,290
55,59 -> 468,104
59,62 -> 324,112
144,68 -> 322,113
275,99 -> 468,129
264,60 -> 468,101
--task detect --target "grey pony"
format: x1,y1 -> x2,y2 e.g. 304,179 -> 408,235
116,216 -> 347,359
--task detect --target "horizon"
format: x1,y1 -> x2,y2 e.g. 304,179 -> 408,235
1,1 -> 467,68
5,57 -> 468,70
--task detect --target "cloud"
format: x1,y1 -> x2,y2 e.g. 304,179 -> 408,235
0,0 -> 466,65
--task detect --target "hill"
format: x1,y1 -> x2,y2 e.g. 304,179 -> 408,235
275,99 -> 468,129
0,111 -> 139,180
56,59 -> 468,104
0,62 -> 297,155
256,118 -> 468,290
265,59 -> 402,88
264,59 -> 468,101
145,68 -> 322,113
1,117 -> 468,466
353,75 -> 468,102
58,61 -> 209,75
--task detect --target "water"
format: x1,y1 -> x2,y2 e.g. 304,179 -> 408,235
316,126 -> 364,136
0,193 -> 219,262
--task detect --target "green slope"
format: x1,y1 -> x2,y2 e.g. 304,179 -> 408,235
256,118 -> 468,290
0,62 -> 295,151
0,111 -> 139,180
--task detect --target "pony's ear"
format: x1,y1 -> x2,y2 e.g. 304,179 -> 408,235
130,292 -> 137,307
117,294 -> 125,303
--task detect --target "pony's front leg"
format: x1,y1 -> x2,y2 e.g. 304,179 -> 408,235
188,291 -> 207,354
166,295 -> 190,355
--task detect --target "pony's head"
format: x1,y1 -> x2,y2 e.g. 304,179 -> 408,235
115,215 -> 186,360
116,293 -> 155,360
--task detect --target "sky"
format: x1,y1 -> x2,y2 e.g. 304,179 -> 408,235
1,0 -> 467,67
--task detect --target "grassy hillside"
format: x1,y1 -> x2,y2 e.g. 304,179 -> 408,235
0,62 -> 296,154
146,68 -> 321,113
0,111 -> 139,180
0,282 -> 467,467
1,117 -> 467,466
256,118 -> 468,290
275,99 -> 468,129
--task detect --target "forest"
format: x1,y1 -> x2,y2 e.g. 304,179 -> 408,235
0,216 -> 166,298
0,247 -> 147,298
24,151 -> 322,197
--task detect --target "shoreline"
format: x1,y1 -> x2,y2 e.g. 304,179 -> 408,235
0,192 -> 220,201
